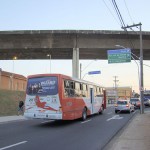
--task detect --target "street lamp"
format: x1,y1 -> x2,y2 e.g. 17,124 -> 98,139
80,59 -> 97,79
115,44 -> 144,113
115,45 -> 140,85
122,23 -> 144,114
12,56 -> 17,90
47,54 -> 51,73
0,68 -> 2,89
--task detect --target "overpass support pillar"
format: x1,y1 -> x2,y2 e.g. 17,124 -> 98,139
72,48 -> 79,78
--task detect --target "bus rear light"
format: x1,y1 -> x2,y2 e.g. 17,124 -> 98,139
59,107 -> 62,112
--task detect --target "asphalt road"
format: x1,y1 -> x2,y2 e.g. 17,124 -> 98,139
0,106 -> 138,150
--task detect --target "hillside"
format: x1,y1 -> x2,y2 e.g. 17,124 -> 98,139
0,89 -> 25,116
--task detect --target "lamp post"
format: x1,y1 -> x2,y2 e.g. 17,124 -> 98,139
115,43 -> 144,114
0,68 -> 2,89
80,59 -> 97,79
12,56 -> 17,90
47,54 -> 51,73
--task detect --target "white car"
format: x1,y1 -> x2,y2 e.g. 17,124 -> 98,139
115,99 -> 135,113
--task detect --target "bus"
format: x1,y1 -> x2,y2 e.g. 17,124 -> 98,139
24,74 -> 106,121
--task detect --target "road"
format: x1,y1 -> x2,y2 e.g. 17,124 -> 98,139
0,106 -> 138,150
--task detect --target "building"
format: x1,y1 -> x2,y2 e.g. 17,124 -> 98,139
106,87 -> 132,103
0,69 -> 27,91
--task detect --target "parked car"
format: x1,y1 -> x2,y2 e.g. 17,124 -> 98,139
144,98 -> 150,107
130,98 -> 141,109
115,99 -> 135,113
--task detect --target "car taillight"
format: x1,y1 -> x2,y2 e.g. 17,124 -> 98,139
137,101 -> 140,105
114,104 -> 118,107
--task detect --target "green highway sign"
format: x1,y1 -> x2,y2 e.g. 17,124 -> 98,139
107,49 -> 131,64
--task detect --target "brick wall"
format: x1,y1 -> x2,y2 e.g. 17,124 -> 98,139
0,70 -> 27,91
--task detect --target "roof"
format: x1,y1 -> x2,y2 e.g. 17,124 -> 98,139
0,70 -> 27,80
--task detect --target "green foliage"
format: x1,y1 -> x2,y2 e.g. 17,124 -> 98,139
0,89 -> 25,116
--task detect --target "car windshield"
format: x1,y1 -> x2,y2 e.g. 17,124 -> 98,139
130,99 -> 139,102
117,101 -> 127,105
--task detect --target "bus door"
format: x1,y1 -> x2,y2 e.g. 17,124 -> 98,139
90,88 -> 95,114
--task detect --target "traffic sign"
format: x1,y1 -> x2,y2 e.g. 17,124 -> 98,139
88,71 -> 101,75
107,49 -> 131,64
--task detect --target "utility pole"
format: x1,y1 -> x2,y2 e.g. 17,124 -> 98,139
113,76 -> 119,101
122,23 -> 144,114
80,63 -> 82,79
113,76 -> 119,89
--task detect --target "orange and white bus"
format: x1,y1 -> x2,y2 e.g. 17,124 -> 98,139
24,74 -> 106,120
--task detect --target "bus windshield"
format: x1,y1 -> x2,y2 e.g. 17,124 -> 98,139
26,76 -> 58,95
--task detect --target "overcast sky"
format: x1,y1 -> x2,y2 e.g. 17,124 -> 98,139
0,0 -> 150,93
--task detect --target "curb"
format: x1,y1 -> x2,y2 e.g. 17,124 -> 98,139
0,115 -> 26,123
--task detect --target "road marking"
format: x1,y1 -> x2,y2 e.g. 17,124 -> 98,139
41,120 -> 51,124
133,110 -> 136,114
81,119 -> 91,124
0,141 -> 27,150
107,112 -> 112,115
107,115 -> 123,121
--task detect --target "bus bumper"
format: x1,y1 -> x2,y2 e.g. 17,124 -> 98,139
24,112 -> 62,120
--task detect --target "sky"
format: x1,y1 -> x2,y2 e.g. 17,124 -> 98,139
0,0 -> 150,93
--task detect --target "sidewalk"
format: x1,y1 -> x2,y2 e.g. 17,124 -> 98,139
105,111 -> 150,150
0,115 -> 25,123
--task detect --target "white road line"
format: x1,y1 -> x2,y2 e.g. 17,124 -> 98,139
81,119 -> 91,124
107,112 -> 112,115
41,120 -> 51,124
0,141 -> 27,150
107,115 -> 123,121
134,110 -> 138,113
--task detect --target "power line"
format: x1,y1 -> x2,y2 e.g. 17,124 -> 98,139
123,0 -> 134,24
111,0 -> 137,54
112,0 -> 126,28
102,0 -> 120,26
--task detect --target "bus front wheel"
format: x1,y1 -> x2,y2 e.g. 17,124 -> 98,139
82,108 -> 87,121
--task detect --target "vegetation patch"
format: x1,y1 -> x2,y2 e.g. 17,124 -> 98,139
0,89 -> 25,116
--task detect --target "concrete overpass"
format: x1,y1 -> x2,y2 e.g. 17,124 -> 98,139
0,30 -> 150,77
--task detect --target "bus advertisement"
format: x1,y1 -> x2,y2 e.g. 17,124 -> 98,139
24,74 -> 106,121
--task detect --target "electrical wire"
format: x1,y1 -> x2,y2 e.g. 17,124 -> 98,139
102,0 -> 120,26
112,0 -> 126,28
123,0 -> 134,24
132,53 -> 150,68
111,0 -> 138,57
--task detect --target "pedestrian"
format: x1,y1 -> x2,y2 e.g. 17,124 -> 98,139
18,100 -> 24,115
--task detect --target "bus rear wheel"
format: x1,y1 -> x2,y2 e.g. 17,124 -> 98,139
82,108 -> 87,121
99,106 -> 104,114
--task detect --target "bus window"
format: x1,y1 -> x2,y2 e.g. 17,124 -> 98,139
83,84 -> 88,97
80,83 -> 83,90
64,80 -> 75,97
27,76 -> 58,96
75,82 -> 81,97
